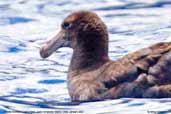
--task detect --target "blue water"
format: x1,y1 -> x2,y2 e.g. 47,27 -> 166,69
0,0 -> 171,114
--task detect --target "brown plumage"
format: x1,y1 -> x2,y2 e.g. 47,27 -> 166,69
40,11 -> 171,102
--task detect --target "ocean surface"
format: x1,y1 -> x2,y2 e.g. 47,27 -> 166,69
0,0 -> 171,114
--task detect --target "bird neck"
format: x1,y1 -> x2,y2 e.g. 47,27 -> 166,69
69,32 -> 109,72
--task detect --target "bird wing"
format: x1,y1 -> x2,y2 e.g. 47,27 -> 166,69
98,42 -> 171,89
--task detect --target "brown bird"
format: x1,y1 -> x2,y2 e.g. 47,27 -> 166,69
40,11 -> 171,102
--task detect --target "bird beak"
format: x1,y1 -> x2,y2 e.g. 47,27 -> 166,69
40,30 -> 70,58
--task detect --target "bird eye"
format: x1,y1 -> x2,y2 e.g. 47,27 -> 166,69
62,22 -> 72,29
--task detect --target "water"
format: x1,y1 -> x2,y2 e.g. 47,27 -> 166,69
0,0 -> 171,114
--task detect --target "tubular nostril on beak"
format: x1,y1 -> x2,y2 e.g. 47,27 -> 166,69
39,30 -> 68,58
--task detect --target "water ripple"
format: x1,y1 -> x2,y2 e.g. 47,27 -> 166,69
38,79 -> 65,84
0,0 -> 171,114
11,88 -> 47,95
0,17 -> 35,25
